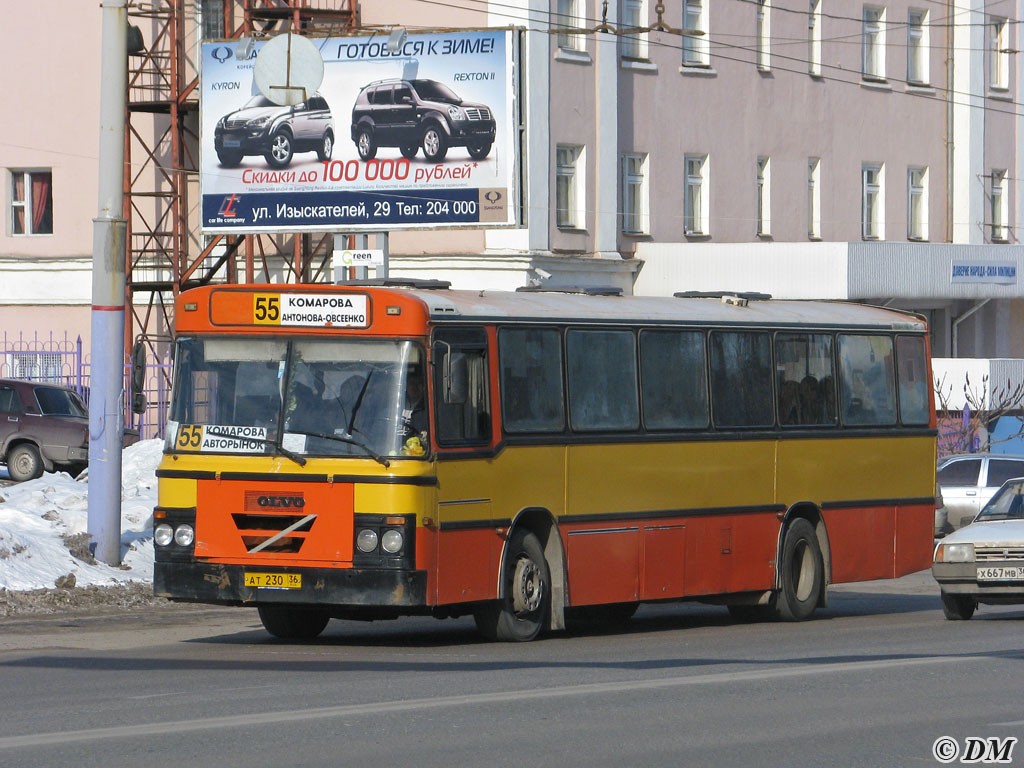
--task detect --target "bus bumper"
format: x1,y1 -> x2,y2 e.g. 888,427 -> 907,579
154,562 -> 428,608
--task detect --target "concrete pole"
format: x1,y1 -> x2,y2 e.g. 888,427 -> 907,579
87,0 -> 128,565
376,232 -> 389,279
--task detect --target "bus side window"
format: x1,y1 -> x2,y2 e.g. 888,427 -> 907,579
774,333 -> 837,427
640,330 -> 709,430
498,327 -> 565,433
895,335 -> 929,425
709,331 -> 774,428
838,334 -> 897,426
433,328 -> 491,446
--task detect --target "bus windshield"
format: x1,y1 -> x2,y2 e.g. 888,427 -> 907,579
169,337 -> 428,459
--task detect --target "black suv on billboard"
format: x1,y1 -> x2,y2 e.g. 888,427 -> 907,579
350,79 -> 495,163
214,94 -> 334,168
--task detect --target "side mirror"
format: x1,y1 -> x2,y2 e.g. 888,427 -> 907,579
130,339 -> 147,415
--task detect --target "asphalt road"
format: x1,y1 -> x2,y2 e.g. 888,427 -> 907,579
0,571 -> 1022,768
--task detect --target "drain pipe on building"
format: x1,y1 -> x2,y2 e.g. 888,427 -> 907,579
87,0 -> 128,566
952,299 -> 990,358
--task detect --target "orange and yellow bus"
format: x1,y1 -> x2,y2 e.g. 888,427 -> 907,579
152,282 -> 936,641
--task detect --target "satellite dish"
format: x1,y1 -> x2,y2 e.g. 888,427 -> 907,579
253,33 -> 324,106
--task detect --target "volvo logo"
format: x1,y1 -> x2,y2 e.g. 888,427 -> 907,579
256,496 -> 306,509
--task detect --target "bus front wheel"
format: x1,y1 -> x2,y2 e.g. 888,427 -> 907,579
773,518 -> 824,621
474,529 -> 550,642
257,605 -> 329,640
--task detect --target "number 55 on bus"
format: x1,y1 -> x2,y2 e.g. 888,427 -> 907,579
150,283 -> 936,641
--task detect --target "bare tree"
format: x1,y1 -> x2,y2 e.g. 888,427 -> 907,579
934,372 -> 1024,455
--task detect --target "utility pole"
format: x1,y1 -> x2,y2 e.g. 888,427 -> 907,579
87,0 -> 128,565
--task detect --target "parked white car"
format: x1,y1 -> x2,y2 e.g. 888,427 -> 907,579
932,476 -> 1024,620
935,453 -> 1024,534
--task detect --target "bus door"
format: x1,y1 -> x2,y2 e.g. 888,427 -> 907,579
431,327 -> 500,604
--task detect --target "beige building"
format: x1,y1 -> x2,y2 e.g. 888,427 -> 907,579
2,1 -> 1023,366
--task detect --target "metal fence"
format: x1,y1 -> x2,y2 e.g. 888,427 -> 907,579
0,331 -> 170,440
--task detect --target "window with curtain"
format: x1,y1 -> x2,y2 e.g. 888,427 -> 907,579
10,169 -> 53,235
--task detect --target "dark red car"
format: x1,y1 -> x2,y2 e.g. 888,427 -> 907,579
0,378 -> 137,482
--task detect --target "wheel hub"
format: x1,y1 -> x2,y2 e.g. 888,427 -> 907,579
424,132 -> 439,155
512,557 -> 542,614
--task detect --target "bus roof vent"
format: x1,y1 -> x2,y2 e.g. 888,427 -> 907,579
673,290 -> 772,307
337,278 -> 452,290
516,285 -> 623,297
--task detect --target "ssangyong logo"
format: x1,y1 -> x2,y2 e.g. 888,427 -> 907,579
484,190 -> 503,204
210,46 -> 232,63
244,490 -> 305,511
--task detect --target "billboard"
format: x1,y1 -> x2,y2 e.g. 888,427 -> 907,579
199,29 -> 519,233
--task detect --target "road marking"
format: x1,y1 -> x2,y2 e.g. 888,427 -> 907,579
0,654 -> 990,749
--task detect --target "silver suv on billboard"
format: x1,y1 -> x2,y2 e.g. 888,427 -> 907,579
350,79 -> 496,163
214,94 -> 334,168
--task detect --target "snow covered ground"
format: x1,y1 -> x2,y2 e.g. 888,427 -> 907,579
0,439 -> 160,591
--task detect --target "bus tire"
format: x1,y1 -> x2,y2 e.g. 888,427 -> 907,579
940,591 -> 976,620
473,529 -> 550,642
773,518 -> 824,621
257,605 -> 329,640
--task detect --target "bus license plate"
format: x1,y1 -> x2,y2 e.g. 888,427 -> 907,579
977,566 -> 1024,581
244,572 -> 302,589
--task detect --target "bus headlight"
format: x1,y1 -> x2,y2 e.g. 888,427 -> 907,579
174,524 -> 195,547
356,529 -> 379,553
381,529 -> 404,554
154,524 -> 174,547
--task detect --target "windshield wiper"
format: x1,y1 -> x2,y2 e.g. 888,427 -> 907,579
285,429 -> 390,468
346,370 -> 375,436
203,428 -> 307,467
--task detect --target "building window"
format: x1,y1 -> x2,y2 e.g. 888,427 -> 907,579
757,156 -> 771,236
556,0 -> 583,51
862,6 -> 886,81
683,0 -> 709,67
808,0 -> 822,76
907,9 -> 928,85
808,158 -> 821,239
685,154 -> 709,236
862,163 -> 885,240
556,145 -> 584,229
990,17 -> 1009,90
9,169 -> 53,236
907,166 -> 928,241
621,0 -> 648,60
622,153 -> 649,235
200,0 -> 225,39
991,169 -> 1008,241
756,0 -> 771,71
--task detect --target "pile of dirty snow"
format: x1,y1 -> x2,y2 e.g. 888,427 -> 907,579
0,439 -> 161,595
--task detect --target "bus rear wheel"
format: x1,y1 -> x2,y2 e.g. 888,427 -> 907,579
773,518 -> 824,621
474,529 -> 549,642
257,605 -> 329,640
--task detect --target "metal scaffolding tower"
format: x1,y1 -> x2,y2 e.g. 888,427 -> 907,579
124,0 -> 355,430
